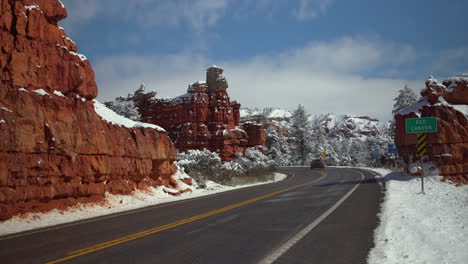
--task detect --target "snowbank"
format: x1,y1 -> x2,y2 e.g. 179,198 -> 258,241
367,169 -> 468,264
0,171 -> 287,236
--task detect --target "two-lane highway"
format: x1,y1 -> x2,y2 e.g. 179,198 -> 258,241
0,167 -> 382,264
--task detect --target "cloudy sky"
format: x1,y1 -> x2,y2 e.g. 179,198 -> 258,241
60,0 -> 467,121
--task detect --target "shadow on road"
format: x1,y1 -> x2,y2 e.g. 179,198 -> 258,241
315,171 -> 416,187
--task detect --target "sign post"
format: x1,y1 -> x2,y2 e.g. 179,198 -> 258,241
405,117 -> 438,194
417,133 -> 428,193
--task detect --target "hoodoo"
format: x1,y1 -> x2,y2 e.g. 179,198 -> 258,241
132,66 -> 267,161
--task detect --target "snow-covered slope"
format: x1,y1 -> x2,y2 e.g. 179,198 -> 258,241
240,107 -> 292,121
241,108 -> 386,140
315,113 -> 381,139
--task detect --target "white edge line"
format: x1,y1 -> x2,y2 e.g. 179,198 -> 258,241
258,169 -> 366,264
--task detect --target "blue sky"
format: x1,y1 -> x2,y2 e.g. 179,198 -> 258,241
60,0 -> 467,121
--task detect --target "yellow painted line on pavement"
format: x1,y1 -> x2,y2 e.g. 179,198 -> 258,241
44,171 -> 327,264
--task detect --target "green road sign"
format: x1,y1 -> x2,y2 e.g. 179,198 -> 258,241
405,117 -> 437,133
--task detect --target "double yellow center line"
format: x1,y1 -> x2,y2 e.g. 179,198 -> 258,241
45,171 -> 327,264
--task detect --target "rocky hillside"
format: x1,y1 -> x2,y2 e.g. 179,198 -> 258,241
240,107 -> 393,167
241,108 -> 386,140
0,0 -> 184,221
316,114 -> 383,139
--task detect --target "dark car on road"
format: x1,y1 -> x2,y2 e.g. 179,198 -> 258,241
310,159 -> 325,169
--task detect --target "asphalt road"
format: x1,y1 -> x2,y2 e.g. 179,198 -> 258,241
0,167 -> 382,264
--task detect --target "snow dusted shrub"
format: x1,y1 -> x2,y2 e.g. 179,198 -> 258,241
177,148 -> 274,187
176,149 -> 223,187
104,96 -> 141,121
222,147 -> 274,176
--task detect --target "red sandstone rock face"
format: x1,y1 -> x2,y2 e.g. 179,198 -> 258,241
134,66 -> 266,160
395,76 -> 468,185
0,0 -> 179,221
442,74 -> 468,105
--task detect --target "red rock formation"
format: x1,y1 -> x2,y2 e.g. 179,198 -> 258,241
0,0 -> 181,221
134,66 -> 266,160
394,75 -> 468,185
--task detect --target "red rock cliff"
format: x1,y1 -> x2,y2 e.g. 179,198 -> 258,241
0,0 -> 178,221
134,66 -> 266,160
394,75 -> 468,184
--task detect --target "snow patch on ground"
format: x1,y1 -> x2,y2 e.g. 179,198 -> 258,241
93,100 -> 166,131
0,171 -> 287,236
366,168 -> 468,264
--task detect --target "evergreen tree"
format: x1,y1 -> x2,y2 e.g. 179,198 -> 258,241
290,105 -> 312,165
349,139 -> 367,166
266,128 -> 292,166
309,115 -> 327,159
336,137 -> 352,166
392,85 -> 418,115
389,85 -> 418,138
104,96 -> 141,121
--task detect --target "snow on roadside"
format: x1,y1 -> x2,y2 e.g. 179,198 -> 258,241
366,168 -> 468,264
0,170 -> 287,236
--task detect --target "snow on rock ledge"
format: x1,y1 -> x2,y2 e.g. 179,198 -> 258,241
93,100 -> 165,132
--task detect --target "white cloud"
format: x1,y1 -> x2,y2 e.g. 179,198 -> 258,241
93,36 -> 420,122
276,36 -> 415,73
293,0 -> 332,21
60,0 -> 228,32
431,46 -> 468,76
61,0 -> 335,34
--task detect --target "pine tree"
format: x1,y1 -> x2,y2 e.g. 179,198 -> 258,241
349,139 -> 367,166
290,105 -> 312,165
309,115 -> 326,158
389,85 -> 418,138
104,96 -> 141,121
392,85 -> 418,115
266,128 -> 292,166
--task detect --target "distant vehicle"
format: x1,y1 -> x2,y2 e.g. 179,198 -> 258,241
310,159 -> 325,169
